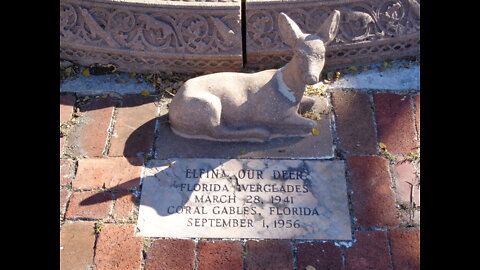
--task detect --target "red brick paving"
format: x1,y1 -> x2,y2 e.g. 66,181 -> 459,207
94,224 -> 143,270
60,159 -> 76,186
374,93 -> 418,154
108,95 -> 158,157
144,239 -> 196,270
73,157 -> 143,190
388,228 -> 420,270
59,91 -> 420,269
112,190 -> 137,220
245,240 -> 293,270
393,159 -> 420,206
331,91 -> 377,154
197,240 -> 243,270
60,136 -> 66,156
64,97 -> 115,157
347,155 -> 400,227
60,189 -> 71,216
414,95 -> 420,139
65,191 -> 113,220
296,242 -> 343,270
60,222 -> 96,270
345,231 -> 393,270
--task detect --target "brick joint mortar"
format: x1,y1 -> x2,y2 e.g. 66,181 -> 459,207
291,240 -> 298,270
102,106 -> 119,157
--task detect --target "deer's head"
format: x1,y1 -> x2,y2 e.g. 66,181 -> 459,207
278,11 -> 341,85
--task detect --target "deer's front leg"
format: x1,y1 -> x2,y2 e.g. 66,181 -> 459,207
279,113 -> 316,135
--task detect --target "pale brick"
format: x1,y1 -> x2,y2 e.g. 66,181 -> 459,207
60,222 -> 96,270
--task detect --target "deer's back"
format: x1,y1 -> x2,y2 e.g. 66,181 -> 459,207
177,70 -> 277,101
171,69 -> 280,123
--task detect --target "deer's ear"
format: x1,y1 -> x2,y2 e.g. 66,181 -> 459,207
278,12 -> 305,48
316,10 -> 340,44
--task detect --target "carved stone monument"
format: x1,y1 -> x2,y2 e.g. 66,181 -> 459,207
245,0 -> 420,70
60,0 -> 419,73
136,11 -> 353,241
168,11 -> 340,142
137,158 -> 352,240
60,0 -> 243,73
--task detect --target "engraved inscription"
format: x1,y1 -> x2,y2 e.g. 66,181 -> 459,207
136,159 -> 352,240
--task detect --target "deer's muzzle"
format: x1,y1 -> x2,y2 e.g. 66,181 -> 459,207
305,74 -> 319,85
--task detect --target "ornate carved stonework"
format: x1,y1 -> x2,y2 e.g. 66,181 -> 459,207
60,0 -> 420,73
60,0 -> 243,73
246,0 -> 420,69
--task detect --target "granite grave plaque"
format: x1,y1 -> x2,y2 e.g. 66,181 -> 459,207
136,158 -> 352,240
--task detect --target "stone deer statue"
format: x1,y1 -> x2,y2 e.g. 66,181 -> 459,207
168,11 -> 341,142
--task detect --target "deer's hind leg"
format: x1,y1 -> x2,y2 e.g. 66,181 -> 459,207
209,124 -> 271,142
171,95 -> 270,142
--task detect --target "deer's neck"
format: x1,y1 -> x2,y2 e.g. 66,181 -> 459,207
277,57 -> 306,103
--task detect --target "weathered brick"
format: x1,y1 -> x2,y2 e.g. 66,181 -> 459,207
296,242 -> 343,270
414,95 -> 420,139
416,160 -> 420,179
65,97 -> 115,157
388,228 -> 420,270
60,222 -> 96,270
73,157 -> 143,190
60,95 -> 76,123
60,189 -> 71,216
393,160 -> 420,206
60,159 -> 76,186
65,191 -> 113,220
332,91 -> 377,153
108,95 -> 158,157
345,231 -> 392,270
94,224 -> 143,270
198,240 -> 243,270
60,136 -> 66,157
246,240 -> 293,270
347,155 -> 399,227
374,94 -> 418,154
144,239 -> 195,270
112,191 -> 136,220
60,95 -> 77,157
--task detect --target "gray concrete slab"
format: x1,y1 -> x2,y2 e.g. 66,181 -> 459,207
60,72 -> 156,96
154,115 -> 334,159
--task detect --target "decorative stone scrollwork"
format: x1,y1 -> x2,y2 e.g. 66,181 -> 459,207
60,0 -> 419,73
61,1 -> 241,53
342,10 -> 379,41
245,0 -> 419,69
60,0 -> 242,72
135,14 -> 177,51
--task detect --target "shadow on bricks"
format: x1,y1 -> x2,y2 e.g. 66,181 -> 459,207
122,118 -> 157,158
76,161 -> 197,218
79,118 -> 304,217
78,180 -> 140,207
331,90 -> 377,154
79,156 -> 143,208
